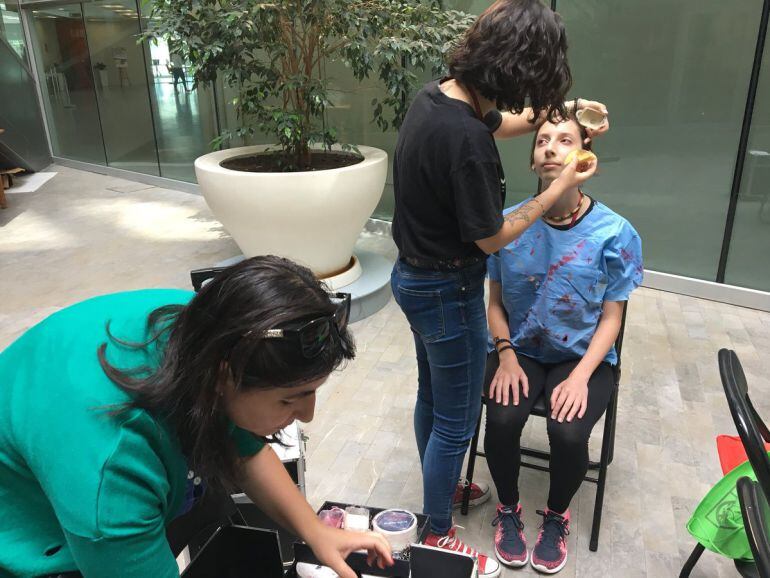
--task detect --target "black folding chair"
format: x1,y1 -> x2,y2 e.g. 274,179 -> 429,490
738,477 -> 770,578
680,349 -> 770,577
460,304 -> 627,552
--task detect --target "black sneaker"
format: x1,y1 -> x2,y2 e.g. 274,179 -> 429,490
492,503 -> 528,567
531,509 -> 570,574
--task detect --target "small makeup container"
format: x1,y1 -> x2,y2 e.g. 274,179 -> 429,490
576,106 -> 606,130
344,506 -> 370,533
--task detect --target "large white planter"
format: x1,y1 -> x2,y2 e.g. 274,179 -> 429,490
195,145 -> 387,278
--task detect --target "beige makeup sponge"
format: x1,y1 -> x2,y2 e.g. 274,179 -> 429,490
564,149 -> 597,173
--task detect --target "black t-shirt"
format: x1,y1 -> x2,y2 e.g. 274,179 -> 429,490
392,79 -> 506,267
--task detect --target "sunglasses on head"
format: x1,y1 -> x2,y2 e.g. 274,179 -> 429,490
261,292 -> 351,359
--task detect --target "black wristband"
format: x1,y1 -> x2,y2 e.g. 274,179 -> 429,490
496,345 -> 514,355
494,337 -> 512,349
573,97 -> 580,114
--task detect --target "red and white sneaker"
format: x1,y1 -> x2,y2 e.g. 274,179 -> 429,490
531,509 -> 570,574
452,478 -> 491,509
424,526 -> 501,578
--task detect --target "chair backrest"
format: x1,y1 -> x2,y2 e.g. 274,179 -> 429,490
737,476 -> 770,577
719,349 -> 770,498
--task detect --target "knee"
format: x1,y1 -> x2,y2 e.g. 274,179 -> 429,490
547,420 -> 590,451
485,402 -> 528,438
434,404 -> 484,447
432,422 -> 475,448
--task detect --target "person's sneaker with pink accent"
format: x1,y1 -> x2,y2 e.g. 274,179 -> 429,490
424,526 -> 502,578
452,478 -> 491,509
492,503 -> 528,567
531,509 -> 570,574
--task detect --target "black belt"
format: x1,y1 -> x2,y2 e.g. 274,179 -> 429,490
401,255 -> 485,271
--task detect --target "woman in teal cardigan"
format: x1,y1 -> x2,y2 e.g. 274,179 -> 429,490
0,256 -> 392,578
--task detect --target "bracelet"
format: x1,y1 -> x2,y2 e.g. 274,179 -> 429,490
496,345 -> 514,355
531,196 -> 546,215
493,336 -> 512,347
573,97 -> 580,114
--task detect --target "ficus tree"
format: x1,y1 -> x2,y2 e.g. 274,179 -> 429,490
143,0 -> 474,171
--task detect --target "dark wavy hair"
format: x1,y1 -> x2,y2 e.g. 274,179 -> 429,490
97,256 -> 355,484
448,0 -> 572,122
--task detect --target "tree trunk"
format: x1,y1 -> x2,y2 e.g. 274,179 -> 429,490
296,139 -> 310,170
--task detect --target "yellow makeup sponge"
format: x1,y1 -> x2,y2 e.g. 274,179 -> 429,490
564,149 -> 597,173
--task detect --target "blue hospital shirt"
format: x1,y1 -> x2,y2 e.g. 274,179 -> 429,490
487,198 -> 643,365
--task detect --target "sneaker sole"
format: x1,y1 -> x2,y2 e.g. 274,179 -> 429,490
495,546 -> 529,568
479,563 -> 502,578
452,492 -> 492,509
531,553 -> 568,574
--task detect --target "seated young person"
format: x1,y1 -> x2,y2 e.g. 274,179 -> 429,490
484,116 -> 643,574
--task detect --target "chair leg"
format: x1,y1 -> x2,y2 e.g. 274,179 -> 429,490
608,423 -> 616,465
679,543 -> 705,578
607,389 -> 618,465
461,410 -> 483,516
589,398 -> 615,551
0,174 -> 7,210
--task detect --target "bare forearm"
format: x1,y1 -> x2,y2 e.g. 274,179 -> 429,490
572,302 -> 623,380
488,282 -> 511,342
503,177 -> 568,228
488,305 -> 511,343
487,281 -> 520,367
476,179 -> 567,254
239,446 -> 323,544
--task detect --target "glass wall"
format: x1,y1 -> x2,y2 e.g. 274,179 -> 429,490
82,0 -> 158,174
324,59 -> 400,219
26,0 -> 217,181
319,0 -> 770,290
1,0 -> 27,60
29,3 -> 106,164
0,0 -> 50,170
724,26 -> 770,291
17,0 -> 770,292
139,0 -> 218,182
550,0 -> 763,282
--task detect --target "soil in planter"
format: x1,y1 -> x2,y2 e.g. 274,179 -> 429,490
220,150 -> 364,173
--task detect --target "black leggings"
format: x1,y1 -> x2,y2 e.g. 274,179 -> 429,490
483,351 -> 615,513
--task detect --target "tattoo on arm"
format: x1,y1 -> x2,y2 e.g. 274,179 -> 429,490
504,202 -> 539,225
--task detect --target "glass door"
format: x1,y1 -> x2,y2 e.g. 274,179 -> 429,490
29,2 -> 107,164
83,0 -> 159,175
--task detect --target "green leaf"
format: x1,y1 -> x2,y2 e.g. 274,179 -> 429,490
143,0 -> 472,170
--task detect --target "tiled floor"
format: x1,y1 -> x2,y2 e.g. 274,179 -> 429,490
3,167 -> 769,577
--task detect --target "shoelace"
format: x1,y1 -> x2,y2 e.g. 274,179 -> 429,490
456,478 -> 475,492
492,506 -> 524,533
436,525 -> 478,557
535,509 -> 570,549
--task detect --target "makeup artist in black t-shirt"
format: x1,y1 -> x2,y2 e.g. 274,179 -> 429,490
389,2 -> 609,575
